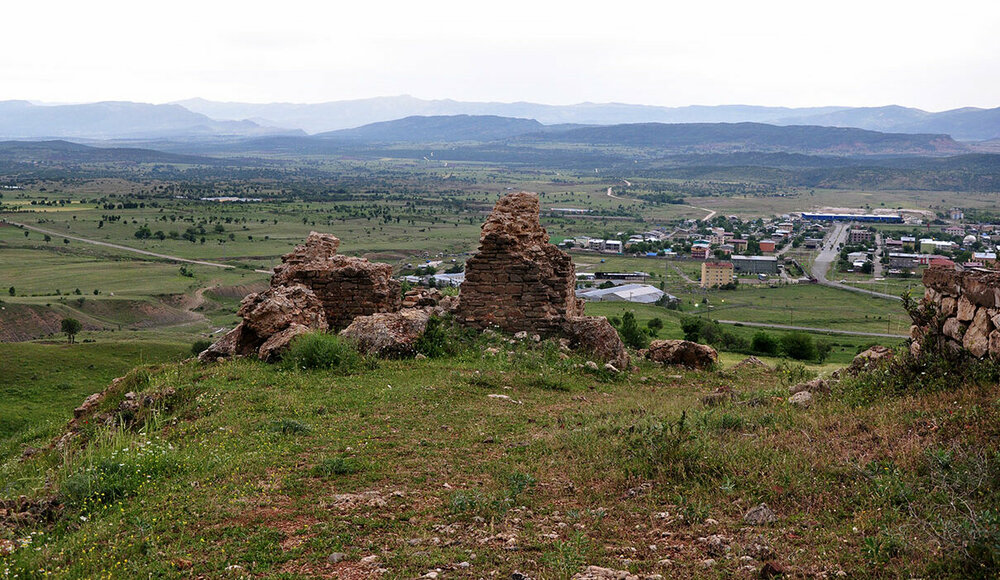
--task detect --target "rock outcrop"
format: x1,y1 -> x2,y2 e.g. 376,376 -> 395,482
199,232 -> 401,362
645,339 -> 718,370
340,309 -> 431,357
912,266 -> 1000,360
199,284 -> 328,362
457,192 -> 584,335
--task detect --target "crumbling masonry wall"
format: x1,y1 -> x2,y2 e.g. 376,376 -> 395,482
273,236 -> 401,331
457,192 -> 584,335
914,267 -> 1000,359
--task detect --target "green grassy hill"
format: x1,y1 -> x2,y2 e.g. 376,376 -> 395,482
1,332 -> 997,578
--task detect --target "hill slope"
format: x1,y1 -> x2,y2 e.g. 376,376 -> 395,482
317,115 -> 548,142
0,336 -> 997,577
525,122 -> 967,156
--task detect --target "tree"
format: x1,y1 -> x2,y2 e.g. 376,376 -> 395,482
617,311 -> 649,349
680,316 -> 703,342
61,318 -> 82,344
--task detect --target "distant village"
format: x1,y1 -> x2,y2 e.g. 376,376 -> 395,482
398,206 -> 1000,305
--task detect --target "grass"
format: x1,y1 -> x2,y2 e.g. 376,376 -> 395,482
0,333 -> 996,578
0,339 -> 190,461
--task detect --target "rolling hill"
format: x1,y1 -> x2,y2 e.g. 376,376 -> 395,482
317,114 -> 549,142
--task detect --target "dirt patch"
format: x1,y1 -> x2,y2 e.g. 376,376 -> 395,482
0,303 -> 73,341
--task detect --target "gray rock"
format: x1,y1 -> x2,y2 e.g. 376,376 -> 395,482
788,391 -> 812,408
744,503 -> 778,525
328,552 -> 346,563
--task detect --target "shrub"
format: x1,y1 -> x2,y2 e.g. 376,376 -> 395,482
282,332 -> 362,372
750,331 -> 778,355
780,332 -> 817,360
60,438 -> 180,508
621,412 -> 705,481
415,315 -> 454,358
191,339 -> 212,356
646,317 -> 664,334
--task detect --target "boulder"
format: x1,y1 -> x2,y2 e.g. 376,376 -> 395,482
645,340 -> 717,370
198,324 -> 248,362
942,317 -> 965,341
788,391 -> 812,408
271,232 -> 401,330
258,323 -> 313,362
733,356 -> 770,370
789,377 -> 828,395
340,309 -> 431,357
562,316 -> 630,369
571,566 -> 640,580
239,284 -> 327,338
990,331 -> 1000,360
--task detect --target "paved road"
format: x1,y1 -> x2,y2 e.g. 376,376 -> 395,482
2,219 -> 274,275
811,223 -> 899,301
715,319 -> 907,339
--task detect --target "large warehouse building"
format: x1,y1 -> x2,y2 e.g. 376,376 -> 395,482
801,213 -> 903,223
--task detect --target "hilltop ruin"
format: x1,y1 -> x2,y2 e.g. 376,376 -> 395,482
200,192 -> 628,368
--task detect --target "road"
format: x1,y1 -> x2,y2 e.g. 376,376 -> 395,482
714,319 -> 907,339
811,223 -> 899,301
2,219 -> 274,275
687,205 -> 717,221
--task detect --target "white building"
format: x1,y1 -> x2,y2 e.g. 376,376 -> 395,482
576,283 -> 666,304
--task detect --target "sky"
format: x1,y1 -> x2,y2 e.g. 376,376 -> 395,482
4,0 -> 999,110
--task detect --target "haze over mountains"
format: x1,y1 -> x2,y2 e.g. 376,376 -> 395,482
176,96 -> 1000,141
2,97 -> 1000,143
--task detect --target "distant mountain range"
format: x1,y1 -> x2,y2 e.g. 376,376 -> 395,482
175,96 -> 1000,141
0,101 -> 303,140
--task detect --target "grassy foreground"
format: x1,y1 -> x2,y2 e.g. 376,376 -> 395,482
0,334 -> 998,579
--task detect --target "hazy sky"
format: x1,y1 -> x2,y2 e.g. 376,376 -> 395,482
5,0 -> 999,110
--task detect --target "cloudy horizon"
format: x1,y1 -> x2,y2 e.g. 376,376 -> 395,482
4,0 -> 999,111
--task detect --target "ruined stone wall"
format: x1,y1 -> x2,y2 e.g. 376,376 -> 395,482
275,255 -> 401,331
914,267 -> 1000,359
457,192 -> 584,335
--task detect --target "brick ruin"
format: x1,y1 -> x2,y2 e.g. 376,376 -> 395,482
457,192 -> 584,334
200,232 -> 401,361
457,192 -> 629,368
271,232 -> 401,331
912,266 -> 1000,359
